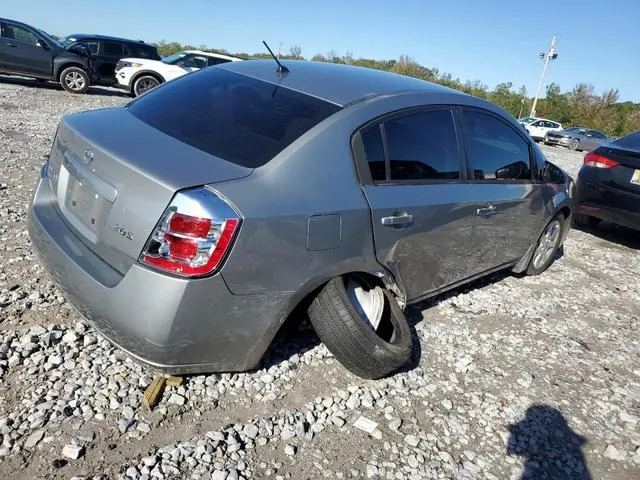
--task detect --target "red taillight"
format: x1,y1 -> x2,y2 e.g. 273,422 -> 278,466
140,188 -> 241,277
583,151 -> 619,169
169,213 -> 212,238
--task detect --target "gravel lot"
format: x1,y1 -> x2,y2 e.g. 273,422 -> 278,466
1,77 -> 639,480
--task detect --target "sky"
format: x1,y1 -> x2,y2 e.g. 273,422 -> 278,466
4,0 -> 640,101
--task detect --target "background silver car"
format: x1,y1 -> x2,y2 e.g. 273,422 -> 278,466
544,127 -> 610,151
29,60 -> 573,379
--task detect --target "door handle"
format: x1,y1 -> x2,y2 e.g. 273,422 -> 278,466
476,204 -> 496,216
6,43 -> 17,48
381,213 -> 414,227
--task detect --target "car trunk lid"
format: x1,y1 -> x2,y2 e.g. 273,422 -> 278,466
592,145 -> 640,195
47,107 -> 252,274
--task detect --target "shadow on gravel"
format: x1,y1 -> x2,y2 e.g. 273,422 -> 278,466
0,75 -> 129,97
507,405 -> 592,479
258,315 -> 322,371
573,221 -> 640,250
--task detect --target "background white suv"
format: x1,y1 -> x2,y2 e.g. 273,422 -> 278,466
518,117 -> 562,142
116,50 -> 241,96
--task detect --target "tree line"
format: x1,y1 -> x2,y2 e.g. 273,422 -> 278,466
155,41 -> 640,137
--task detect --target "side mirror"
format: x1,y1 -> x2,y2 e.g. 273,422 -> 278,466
496,161 -> 527,180
37,40 -> 50,51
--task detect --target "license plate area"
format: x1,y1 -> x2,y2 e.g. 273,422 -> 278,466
55,151 -> 116,243
64,175 -> 111,230
631,169 -> 640,186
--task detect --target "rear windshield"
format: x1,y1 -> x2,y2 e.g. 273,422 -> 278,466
127,68 -> 341,168
613,131 -> 640,149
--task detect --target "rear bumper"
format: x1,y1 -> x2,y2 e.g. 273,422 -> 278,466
28,171 -> 291,374
575,168 -> 640,230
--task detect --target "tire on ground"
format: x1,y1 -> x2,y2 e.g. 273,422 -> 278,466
60,67 -> 90,94
526,214 -> 565,276
133,75 -> 160,97
307,276 -> 412,379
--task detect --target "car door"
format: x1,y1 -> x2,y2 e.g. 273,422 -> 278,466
356,107 -> 478,301
528,120 -> 545,139
460,108 -> 544,274
97,40 -> 123,83
0,21 -> 52,76
588,130 -> 608,150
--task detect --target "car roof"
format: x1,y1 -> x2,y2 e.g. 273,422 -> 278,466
181,50 -> 242,61
219,59 -> 461,107
63,33 -> 155,46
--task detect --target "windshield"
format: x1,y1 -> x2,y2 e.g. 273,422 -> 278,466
564,127 -> 586,133
518,117 -> 537,124
37,29 -> 64,48
162,52 -> 188,64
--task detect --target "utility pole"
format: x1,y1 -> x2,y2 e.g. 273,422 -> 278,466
518,97 -> 526,119
530,35 -> 558,118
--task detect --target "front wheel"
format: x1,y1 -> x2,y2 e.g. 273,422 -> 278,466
526,215 -> 565,275
307,275 -> 412,379
60,67 -> 90,94
133,75 -> 160,97
568,139 -> 580,151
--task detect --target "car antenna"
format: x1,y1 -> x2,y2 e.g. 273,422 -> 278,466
262,41 -> 289,74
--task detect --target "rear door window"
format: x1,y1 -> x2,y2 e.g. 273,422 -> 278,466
386,110 -> 460,181
358,109 -> 460,183
102,41 -> 123,57
128,67 -> 341,168
462,109 -> 532,181
360,125 -> 386,182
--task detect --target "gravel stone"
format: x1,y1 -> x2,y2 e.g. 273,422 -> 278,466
168,394 -> 186,406
62,444 -> 84,460
24,429 -> 44,449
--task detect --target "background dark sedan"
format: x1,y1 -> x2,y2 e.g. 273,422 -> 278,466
574,130 -> 640,230
545,127 -> 610,151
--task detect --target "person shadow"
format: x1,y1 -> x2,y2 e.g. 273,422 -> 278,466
507,405 -> 592,479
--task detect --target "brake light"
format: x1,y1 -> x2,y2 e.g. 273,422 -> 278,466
140,187 -> 241,277
583,151 -> 619,168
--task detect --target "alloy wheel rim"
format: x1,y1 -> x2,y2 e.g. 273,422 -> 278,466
346,279 -> 385,332
65,72 -> 85,91
532,220 -> 561,269
137,78 -> 158,94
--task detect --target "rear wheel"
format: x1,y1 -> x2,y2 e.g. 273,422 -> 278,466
307,275 -> 412,379
526,215 -> 564,275
60,67 -> 89,94
133,75 -> 160,97
569,139 -> 580,151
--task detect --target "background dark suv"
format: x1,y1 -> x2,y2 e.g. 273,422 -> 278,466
0,17 -> 92,93
59,34 -> 160,86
